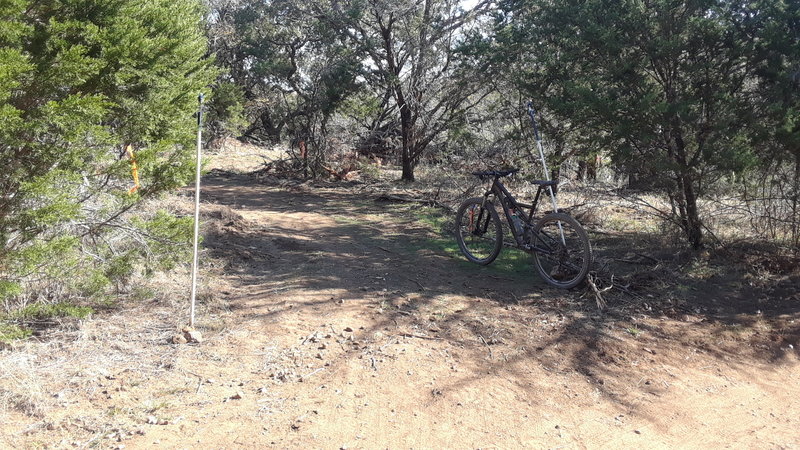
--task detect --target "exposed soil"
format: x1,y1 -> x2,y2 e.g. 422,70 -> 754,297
1,159 -> 799,448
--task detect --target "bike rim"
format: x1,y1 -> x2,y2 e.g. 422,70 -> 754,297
534,221 -> 588,285
459,205 -> 497,260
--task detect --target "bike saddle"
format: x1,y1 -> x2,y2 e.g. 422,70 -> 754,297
471,168 -> 519,179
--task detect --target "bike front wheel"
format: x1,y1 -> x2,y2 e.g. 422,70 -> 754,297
531,212 -> 592,289
455,197 -> 503,265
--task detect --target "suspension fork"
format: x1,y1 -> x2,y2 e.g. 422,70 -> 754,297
479,179 -> 497,207
473,180 -> 498,235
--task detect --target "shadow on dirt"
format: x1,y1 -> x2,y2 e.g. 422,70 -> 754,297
198,172 -> 800,414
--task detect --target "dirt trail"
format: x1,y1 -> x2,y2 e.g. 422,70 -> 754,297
136,172 -> 800,448
2,171 -> 799,448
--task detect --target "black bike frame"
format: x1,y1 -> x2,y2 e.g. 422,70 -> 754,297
480,175 -> 551,251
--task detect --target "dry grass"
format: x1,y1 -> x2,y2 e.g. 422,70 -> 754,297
0,288 -> 244,445
0,189 -> 241,446
205,137 -> 286,173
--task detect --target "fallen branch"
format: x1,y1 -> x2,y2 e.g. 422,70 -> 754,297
636,253 -> 660,263
300,367 -> 325,381
376,193 -> 435,205
586,273 -> 612,309
321,165 -> 354,181
399,332 -> 443,341
405,277 -> 427,291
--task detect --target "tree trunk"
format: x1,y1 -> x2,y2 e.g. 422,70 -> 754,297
587,155 -> 598,181
260,108 -> 282,141
576,160 -> 586,181
399,101 -> 415,181
299,140 -> 308,179
792,151 -> 800,249
679,174 -> 704,249
401,153 -> 415,181
672,128 -> 704,249
378,16 -> 416,182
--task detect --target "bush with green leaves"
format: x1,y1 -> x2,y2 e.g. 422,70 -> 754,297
0,0 -> 217,313
475,0 -> 799,249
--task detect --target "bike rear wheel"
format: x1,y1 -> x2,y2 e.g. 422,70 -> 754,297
455,197 -> 503,265
531,212 -> 591,289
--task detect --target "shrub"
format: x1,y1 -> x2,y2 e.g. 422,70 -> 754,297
0,0 -> 217,311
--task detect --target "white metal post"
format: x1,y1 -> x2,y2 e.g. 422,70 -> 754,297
535,138 -> 561,215
528,103 -> 566,245
189,93 -> 204,328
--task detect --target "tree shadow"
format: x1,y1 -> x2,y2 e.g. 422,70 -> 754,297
197,172 -> 800,421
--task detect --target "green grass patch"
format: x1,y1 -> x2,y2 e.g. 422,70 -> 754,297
487,249 -> 533,275
626,326 -> 642,337
9,302 -> 94,321
412,206 -> 448,230
407,205 -> 533,277
0,322 -> 32,342
0,301 -> 94,343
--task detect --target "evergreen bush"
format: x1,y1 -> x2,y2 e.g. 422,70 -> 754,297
0,0 -> 217,316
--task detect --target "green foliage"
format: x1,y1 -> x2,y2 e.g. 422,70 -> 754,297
131,210 -> 194,272
0,323 -> 31,343
208,0 -> 365,149
206,82 -> 248,140
340,93 -> 383,124
321,0 -> 488,181
207,0 -> 488,180
9,302 -> 94,321
0,300 -> 93,343
0,0 -> 216,309
76,269 -> 111,297
626,326 -> 642,337
11,236 -> 80,278
0,281 -> 22,301
745,0 -> 800,247
482,0 -> 792,248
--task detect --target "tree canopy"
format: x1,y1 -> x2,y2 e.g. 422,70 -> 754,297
472,0 -> 799,248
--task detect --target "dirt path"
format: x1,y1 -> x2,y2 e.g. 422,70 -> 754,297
2,171 -> 799,448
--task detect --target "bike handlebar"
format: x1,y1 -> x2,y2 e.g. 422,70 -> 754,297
472,168 -> 519,180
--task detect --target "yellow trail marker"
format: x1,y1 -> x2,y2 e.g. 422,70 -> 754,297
126,144 -> 140,194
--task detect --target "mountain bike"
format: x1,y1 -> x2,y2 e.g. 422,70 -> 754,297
454,103 -> 591,289
454,169 -> 591,288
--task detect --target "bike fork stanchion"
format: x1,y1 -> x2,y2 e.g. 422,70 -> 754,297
527,102 -> 566,245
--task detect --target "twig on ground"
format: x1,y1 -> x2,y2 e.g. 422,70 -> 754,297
586,273 -> 612,309
375,193 -> 448,210
399,332 -> 443,341
405,277 -> 427,291
301,367 -> 324,381
478,335 -> 494,360
636,253 -> 660,263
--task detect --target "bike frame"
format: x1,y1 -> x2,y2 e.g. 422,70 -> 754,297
469,101 -> 567,254
479,175 -> 552,252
